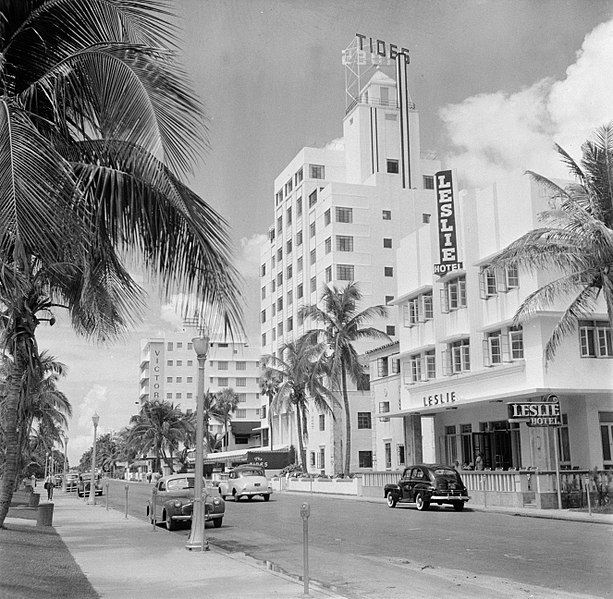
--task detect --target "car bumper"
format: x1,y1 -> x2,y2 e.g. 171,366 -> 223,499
430,494 -> 470,502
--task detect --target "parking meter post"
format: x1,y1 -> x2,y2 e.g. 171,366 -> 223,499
151,487 -> 157,531
585,475 -> 592,516
105,483 -> 109,511
300,502 -> 310,596
124,484 -> 129,519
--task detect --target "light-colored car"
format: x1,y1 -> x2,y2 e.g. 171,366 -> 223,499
77,472 -> 103,497
217,465 -> 272,502
147,473 -> 225,531
65,473 -> 79,492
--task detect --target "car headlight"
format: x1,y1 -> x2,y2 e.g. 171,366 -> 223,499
213,498 -> 221,506
173,500 -> 182,508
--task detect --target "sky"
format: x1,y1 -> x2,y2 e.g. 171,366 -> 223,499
36,0 -> 613,465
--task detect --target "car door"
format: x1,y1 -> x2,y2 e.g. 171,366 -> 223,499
154,480 -> 166,520
407,467 -> 425,502
399,468 -> 412,500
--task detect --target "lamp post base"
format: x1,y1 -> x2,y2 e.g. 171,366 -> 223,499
185,497 -> 209,552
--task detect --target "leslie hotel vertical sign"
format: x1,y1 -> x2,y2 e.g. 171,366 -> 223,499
434,170 -> 463,276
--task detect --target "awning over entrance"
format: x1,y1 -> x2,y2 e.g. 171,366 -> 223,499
231,421 -> 259,436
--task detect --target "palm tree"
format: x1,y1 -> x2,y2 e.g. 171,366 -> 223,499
0,2 -> 242,527
260,366 -> 281,450
128,400 -> 192,474
184,389 -> 223,455
490,124 -> 613,362
216,388 -> 240,452
265,338 -> 336,470
301,283 -> 390,475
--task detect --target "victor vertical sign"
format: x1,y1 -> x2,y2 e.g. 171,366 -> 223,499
434,170 -> 463,276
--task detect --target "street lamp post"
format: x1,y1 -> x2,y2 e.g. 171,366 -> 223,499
62,436 -> 69,492
88,413 -> 100,505
186,333 -> 210,552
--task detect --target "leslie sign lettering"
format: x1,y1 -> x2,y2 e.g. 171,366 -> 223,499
508,396 -> 561,427
434,170 -> 463,276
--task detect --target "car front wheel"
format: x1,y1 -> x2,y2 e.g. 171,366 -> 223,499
386,491 -> 397,508
165,511 -> 177,531
415,492 -> 429,511
213,518 -> 223,528
263,494 -> 270,502
453,502 -> 465,511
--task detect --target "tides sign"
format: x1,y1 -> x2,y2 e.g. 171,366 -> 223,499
507,395 -> 561,427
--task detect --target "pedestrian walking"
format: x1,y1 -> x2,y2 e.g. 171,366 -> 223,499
475,452 -> 484,470
31,474 -> 36,488
44,476 -> 54,500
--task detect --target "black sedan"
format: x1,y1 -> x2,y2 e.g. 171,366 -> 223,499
384,464 -> 470,511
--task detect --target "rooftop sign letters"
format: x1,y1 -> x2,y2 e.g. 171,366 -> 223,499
342,34 -> 410,66
434,170 -> 463,276
508,395 -> 561,427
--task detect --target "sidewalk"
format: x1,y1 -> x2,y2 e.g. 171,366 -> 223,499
18,492 -> 343,599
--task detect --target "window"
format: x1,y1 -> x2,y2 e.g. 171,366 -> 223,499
287,290 -> 293,305
310,452 -> 316,467
261,286 -> 266,300
167,342 -> 173,351
324,209 -> 331,226
187,376 -> 193,384
403,292 -> 433,326
336,207 -> 353,223
271,280 -> 276,292
187,360 -> 193,367
187,344 -> 193,352
236,361 -> 246,370
385,295 -> 394,304
277,272 -> 283,286
218,377 -> 228,386
386,325 -> 396,336
309,221 -> 316,237
295,167 -> 303,185
297,283 -> 304,299
277,297 -> 283,311
379,401 -> 390,414
236,377 -> 246,387
336,235 -> 354,252
236,393 -> 246,403
358,451 -> 373,468
297,256 -> 303,272
441,275 -> 467,312
167,360 -> 173,366
175,376 -> 182,383
310,276 -> 317,293
325,237 -> 332,254
261,333 -> 267,346
319,414 -> 325,431
423,175 -> 434,189
383,238 -> 392,249
166,376 -> 173,383
218,361 -> 228,370
310,249 -> 316,264
384,266 -> 394,277
484,331 -> 502,366
406,351 -> 435,383
235,409 -> 247,419
357,412 -> 372,429
296,197 -> 303,217
285,178 -> 293,196
260,404 -> 266,419
286,239 -> 292,254
385,112 -> 397,121
261,309 -> 266,323
443,339 -> 470,375
277,247 -> 283,262
579,321 -> 613,357
377,357 -> 389,378
286,265 -> 293,280
177,342 -> 183,349
510,326 -> 524,359
296,230 -> 303,246
337,264 -> 354,281
277,322 -> 283,336
386,159 -> 399,174
397,444 -> 406,466
308,189 -> 317,208
382,210 -> 391,220
325,266 -> 332,283
277,216 -> 282,234
558,414 -> 571,464
384,442 -> 392,469
287,316 -> 293,332
310,164 -> 325,179
187,393 -> 193,399
422,213 -> 431,224
317,447 -> 325,470
479,265 -> 520,297
275,190 -> 283,205
380,86 -> 390,105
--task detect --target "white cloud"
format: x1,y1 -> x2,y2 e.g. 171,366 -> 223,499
324,137 -> 345,151
440,19 -> 613,188
234,234 -> 268,280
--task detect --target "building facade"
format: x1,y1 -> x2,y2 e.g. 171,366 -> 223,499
388,173 -> 612,472
259,66 -> 440,473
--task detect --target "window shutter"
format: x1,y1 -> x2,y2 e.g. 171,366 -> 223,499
459,278 -> 467,307
501,331 -> 511,362
496,267 -> 508,293
440,287 -> 449,313
482,338 -> 491,367
479,270 -> 487,299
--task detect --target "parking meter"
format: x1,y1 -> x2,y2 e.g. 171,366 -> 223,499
300,502 -> 310,520
300,503 -> 310,595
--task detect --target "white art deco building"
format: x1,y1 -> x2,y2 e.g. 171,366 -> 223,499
259,58 -> 441,473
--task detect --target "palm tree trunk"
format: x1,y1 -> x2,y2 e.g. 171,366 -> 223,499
341,361 -> 351,476
268,394 -> 274,450
0,355 -> 24,528
295,404 -> 307,471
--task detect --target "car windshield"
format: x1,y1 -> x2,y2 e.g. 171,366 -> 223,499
433,468 -> 460,480
167,478 -> 194,491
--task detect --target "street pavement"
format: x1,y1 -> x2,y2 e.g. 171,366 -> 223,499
5,488 -> 612,599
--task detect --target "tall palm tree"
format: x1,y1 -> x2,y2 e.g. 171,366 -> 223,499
265,338 -> 336,470
301,283 -> 389,475
216,388 -> 240,452
490,124 -> 613,362
184,389 -> 223,455
128,400 -> 192,474
0,1 -> 242,527
260,366 -> 281,450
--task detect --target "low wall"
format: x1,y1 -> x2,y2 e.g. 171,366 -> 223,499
272,476 -> 362,495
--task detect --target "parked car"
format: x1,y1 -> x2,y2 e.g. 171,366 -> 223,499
147,473 -> 225,531
65,473 -> 79,492
77,472 -> 103,497
217,465 -> 272,502
384,464 -> 470,511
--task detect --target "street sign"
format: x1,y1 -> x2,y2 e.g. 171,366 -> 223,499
507,395 -> 561,427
